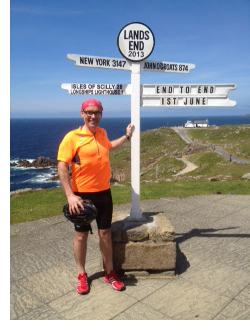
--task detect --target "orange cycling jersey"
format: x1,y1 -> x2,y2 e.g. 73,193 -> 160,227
57,127 -> 112,192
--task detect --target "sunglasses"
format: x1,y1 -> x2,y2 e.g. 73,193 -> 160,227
84,111 -> 102,117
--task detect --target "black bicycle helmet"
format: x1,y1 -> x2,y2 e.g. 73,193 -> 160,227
63,199 -> 97,225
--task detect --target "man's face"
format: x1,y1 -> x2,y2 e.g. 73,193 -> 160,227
81,106 -> 102,131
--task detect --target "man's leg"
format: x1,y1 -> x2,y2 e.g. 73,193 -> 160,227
99,228 -> 125,291
74,231 -> 89,274
98,229 -> 113,274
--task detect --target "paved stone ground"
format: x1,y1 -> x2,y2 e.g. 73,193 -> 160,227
10,195 -> 250,320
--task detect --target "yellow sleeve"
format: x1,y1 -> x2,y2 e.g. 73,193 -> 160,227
57,131 -> 77,163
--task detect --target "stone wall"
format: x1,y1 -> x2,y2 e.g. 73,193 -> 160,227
111,211 -> 176,273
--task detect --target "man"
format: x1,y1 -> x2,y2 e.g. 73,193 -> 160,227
57,99 -> 133,294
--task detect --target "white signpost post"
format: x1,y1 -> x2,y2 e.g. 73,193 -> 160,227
62,22 -> 236,221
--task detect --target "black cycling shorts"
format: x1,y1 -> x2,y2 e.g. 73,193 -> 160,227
74,189 -> 113,233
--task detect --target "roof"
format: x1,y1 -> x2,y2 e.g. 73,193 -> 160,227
194,120 -> 209,124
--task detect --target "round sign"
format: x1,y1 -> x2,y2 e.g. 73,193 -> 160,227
117,22 -> 155,62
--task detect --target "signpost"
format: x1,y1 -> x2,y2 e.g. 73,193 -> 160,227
141,83 -> 236,108
61,83 -> 131,95
141,96 -> 236,107
141,60 -> 195,73
142,84 -> 236,96
67,54 -> 132,71
117,22 -> 155,62
62,22 -> 236,220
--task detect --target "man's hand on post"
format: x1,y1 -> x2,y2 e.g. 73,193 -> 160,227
126,123 -> 134,138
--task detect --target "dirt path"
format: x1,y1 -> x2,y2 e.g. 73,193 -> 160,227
174,156 -> 198,176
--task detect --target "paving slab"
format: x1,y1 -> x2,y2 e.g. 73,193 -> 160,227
121,278 -> 173,301
10,195 -> 250,320
211,249 -> 250,273
215,195 -> 250,207
18,262 -> 77,303
234,284 -> 250,306
181,258 -> 250,298
112,301 -> 171,320
48,281 -> 137,320
10,282 -> 44,320
10,221 -> 73,254
17,305 -> 64,320
10,248 -> 63,282
141,277 -> 231,320
214,300 -> 250,320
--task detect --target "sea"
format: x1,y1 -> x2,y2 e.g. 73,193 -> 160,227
10,115 -> 250,192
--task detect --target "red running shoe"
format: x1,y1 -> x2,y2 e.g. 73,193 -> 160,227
77,272 -> 89,294
104,270 -> 125,291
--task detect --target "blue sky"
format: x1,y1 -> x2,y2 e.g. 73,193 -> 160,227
10,0 -> 250,118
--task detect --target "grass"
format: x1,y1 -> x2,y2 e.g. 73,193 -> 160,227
110,128 -> 188,181
10,181 -> 250,225
187,125 -> 250,159
141,156 -> 185,181
10,188 -> 66,225
185,151 -> 250,181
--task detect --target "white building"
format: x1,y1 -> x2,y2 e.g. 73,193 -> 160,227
184,119 -> 209,128
194,119 -> 209,127
184,120 -> 195,127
